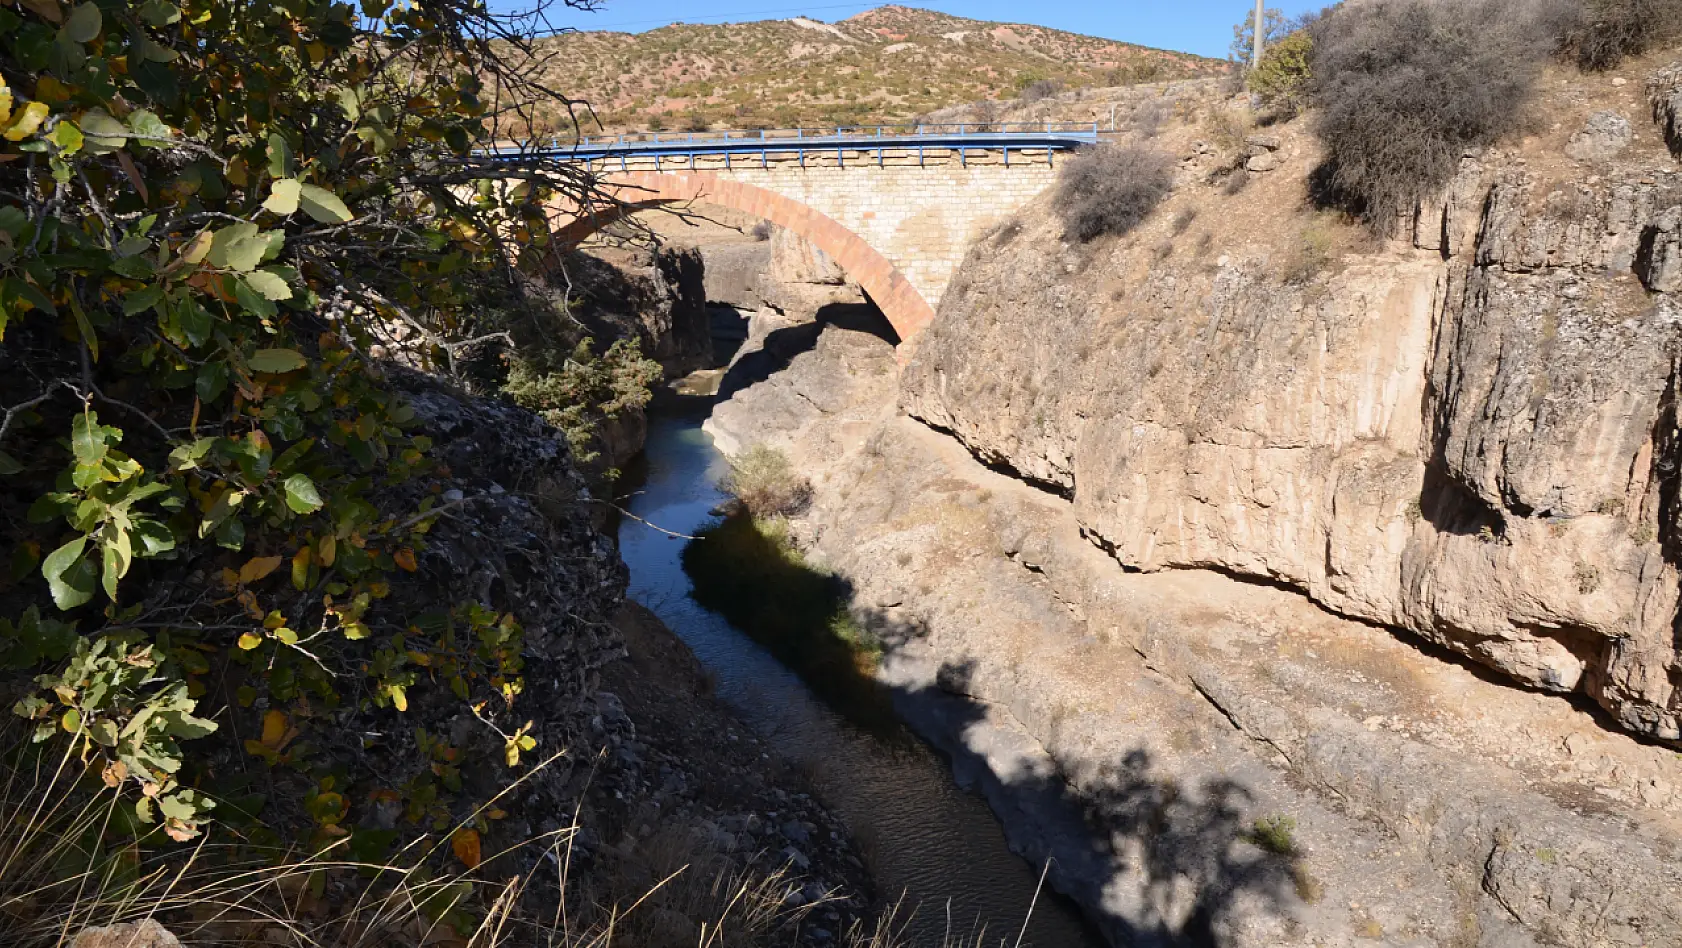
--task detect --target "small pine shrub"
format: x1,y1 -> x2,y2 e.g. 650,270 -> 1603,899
722,444 -> 813,518
1307,0 -> 1565,234
1054,143 -> 1175,242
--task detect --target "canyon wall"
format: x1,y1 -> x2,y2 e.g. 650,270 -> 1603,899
902,66 -> 1682,746
706,54 -> 1682,947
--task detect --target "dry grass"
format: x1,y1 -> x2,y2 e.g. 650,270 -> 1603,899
0,734 -> 866,948
722,445 -> 813,519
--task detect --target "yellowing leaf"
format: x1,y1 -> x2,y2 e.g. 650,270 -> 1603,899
260,710 -> 287,748
317,534 -> 337,567
243,269 -> 292,301
3,102 -> 49,142
0,84 -> 11,128
388,684 -> 407,712
18,0 -> 62,24
451,828 -> 481,868
264,178 -> 301,216
237,632 -> 262,650
291,547 -> 312,590
239,555 -> 284,584
249,349 -> 306,373
181,230 -> 213,265
393,548 -> 417,572
298,183 -> 353,223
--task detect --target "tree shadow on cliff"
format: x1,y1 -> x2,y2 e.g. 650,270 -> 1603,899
716,301 -> 899,402
882,656 -> 1305,947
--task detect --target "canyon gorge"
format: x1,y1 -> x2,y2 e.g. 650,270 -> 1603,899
587,51 -> 1682,948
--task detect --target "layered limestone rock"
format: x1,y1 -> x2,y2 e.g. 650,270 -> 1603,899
706,320 -> 1682,948
1652,60 -> 1682,160
900,74 -> 1682,743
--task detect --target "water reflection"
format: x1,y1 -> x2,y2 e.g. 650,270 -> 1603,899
616,407 -> 1103,947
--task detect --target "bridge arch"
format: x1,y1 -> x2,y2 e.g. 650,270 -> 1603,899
551,171 -> 936,342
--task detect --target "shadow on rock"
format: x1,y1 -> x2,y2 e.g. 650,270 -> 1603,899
717,300 -> 899,402
890,657 -> 1303,947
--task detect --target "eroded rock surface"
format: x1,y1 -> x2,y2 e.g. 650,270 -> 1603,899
702,60 -> 1682,946
707,321 -> 1682,948
900,133 -> 1682,743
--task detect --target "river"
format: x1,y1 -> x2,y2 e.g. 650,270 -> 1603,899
616,402 -> 1104,948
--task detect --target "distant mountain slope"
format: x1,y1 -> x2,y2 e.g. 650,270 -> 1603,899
528,4 -> 1225,134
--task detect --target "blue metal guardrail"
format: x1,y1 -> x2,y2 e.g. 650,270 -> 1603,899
483,122 -> 1101,171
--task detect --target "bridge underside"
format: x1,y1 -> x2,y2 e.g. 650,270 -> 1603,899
547,153 -> 1060,344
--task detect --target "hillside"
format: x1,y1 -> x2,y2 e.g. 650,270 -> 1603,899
528,4 -> 1226,134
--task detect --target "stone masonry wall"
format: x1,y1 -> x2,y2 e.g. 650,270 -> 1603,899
577,149 -> 1059,339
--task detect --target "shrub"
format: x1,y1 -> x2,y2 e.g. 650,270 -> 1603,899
750,220 -> 775,241
1248,29 -> 1314,113
1020,79 -> 1062,102
1055,144 -> 1176,242
1248,814 -> 1299,855
722,444 -> 813,518
1307,0 -> 1564,234
504,336 -> 662,469
1559,0 -> 1682,69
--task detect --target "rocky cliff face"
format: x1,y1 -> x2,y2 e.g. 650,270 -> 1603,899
703,53 -> 1682,948
902,58 -> 1682,746
564,246 -> 713,377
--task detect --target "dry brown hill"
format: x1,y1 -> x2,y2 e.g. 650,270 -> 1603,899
527,4 -> 1225,134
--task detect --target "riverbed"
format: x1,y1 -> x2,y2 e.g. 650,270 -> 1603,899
616,403 -> 1104,948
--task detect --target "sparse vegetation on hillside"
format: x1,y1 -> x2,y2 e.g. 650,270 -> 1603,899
1307,0 -> 1567,233
1560,0 -> 1682,69
1055,144 -> 1176,242
526,5 -> 1224,134
1304,0 -> 1682,233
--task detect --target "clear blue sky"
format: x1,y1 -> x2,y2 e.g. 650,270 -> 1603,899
523,0 -> 1323,59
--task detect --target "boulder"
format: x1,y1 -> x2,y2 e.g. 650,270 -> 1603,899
71,921 -> 180,948
1564,109 -> 1632,162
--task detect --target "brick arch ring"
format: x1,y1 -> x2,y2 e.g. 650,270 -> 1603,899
549,171 -> 936,343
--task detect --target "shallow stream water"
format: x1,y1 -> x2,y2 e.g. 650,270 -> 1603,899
616,404 -> 1104,948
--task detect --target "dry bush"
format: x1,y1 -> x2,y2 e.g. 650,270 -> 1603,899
1054,144 -> 1176,242
1128,100 -> 1167,138
1559,0 -> 1682,69
1280,215 -> 1342,286
1307,0 -> 1567,234
749,220 -> 775,241
1019,79 -> 1061,103
967,99 -> 1004,131
723,444 -> 813,518
1204,106 -> 1253,155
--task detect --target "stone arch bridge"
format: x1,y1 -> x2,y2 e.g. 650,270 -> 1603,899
513,126 -> 1097,342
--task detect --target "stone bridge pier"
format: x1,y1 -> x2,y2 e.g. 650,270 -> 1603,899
550,149 -> 1062,342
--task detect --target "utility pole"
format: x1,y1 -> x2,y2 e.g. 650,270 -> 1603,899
1251,0 -> 1265,69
